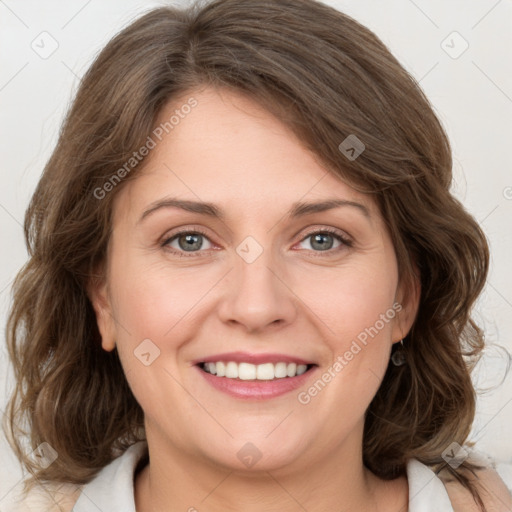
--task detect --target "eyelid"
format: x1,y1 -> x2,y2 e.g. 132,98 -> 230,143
292,226 -> 353,255
160,226 -> 214,249
297,225 -> 352,244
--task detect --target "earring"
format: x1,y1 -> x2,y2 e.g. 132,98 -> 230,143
391,338 -> 406,366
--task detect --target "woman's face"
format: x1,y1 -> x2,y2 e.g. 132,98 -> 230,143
89,86 -> 418,473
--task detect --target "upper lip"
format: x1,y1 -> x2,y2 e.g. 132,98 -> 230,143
192,351 -> 316,366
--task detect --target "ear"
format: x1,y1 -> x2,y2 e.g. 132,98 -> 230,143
391,263 -> 421,343
86,269 -> 117,352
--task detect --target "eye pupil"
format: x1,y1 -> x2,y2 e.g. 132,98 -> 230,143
311,233 -> 334,251
179,233 -> 202,251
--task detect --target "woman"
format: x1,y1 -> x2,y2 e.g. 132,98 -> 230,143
4,0 -> 511,510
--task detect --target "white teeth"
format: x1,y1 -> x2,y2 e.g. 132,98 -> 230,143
296,364 -> 307,375
226,362 -> 238,378
274,362 -> 288,378
216,361 -> 225,377
240,362 -> 257,380
287,363 -> 297,377
256,363 -> 274,380
201,361 -> 310,380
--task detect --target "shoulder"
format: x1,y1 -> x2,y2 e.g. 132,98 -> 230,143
10,442 -> 147,512
13,482 -> 82,512
439,457 -> 512,512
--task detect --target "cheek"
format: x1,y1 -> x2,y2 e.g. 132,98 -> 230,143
108,247 -> 213,338
296,269 -> 398,428
293,259 -> 398,411
106,252 -> 226,400
106,258 -> 200,418
293,260 -> 398,342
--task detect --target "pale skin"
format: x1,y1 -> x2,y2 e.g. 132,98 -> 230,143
86,85 -> 512,512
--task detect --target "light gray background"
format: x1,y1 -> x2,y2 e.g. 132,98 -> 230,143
1,0 -> 511,505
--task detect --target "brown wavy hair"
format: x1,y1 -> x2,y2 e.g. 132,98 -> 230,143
4,0 -> 491,508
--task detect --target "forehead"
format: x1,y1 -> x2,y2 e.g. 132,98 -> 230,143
114,87 -> 378,223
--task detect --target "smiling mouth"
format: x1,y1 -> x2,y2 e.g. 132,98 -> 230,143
198,361 -> 317,380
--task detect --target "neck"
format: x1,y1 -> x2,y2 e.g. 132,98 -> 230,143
134,424 -> 408,512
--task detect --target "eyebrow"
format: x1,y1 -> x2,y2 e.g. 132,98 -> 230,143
137,197 -> 371,224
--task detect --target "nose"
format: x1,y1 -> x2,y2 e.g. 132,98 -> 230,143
216,243 -> 298,333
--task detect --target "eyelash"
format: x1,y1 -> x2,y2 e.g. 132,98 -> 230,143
160,227 -> 353,258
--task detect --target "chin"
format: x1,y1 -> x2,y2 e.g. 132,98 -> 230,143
199,435 -> 307,473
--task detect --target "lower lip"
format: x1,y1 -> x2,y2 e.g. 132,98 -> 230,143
195,365 -> 318,400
